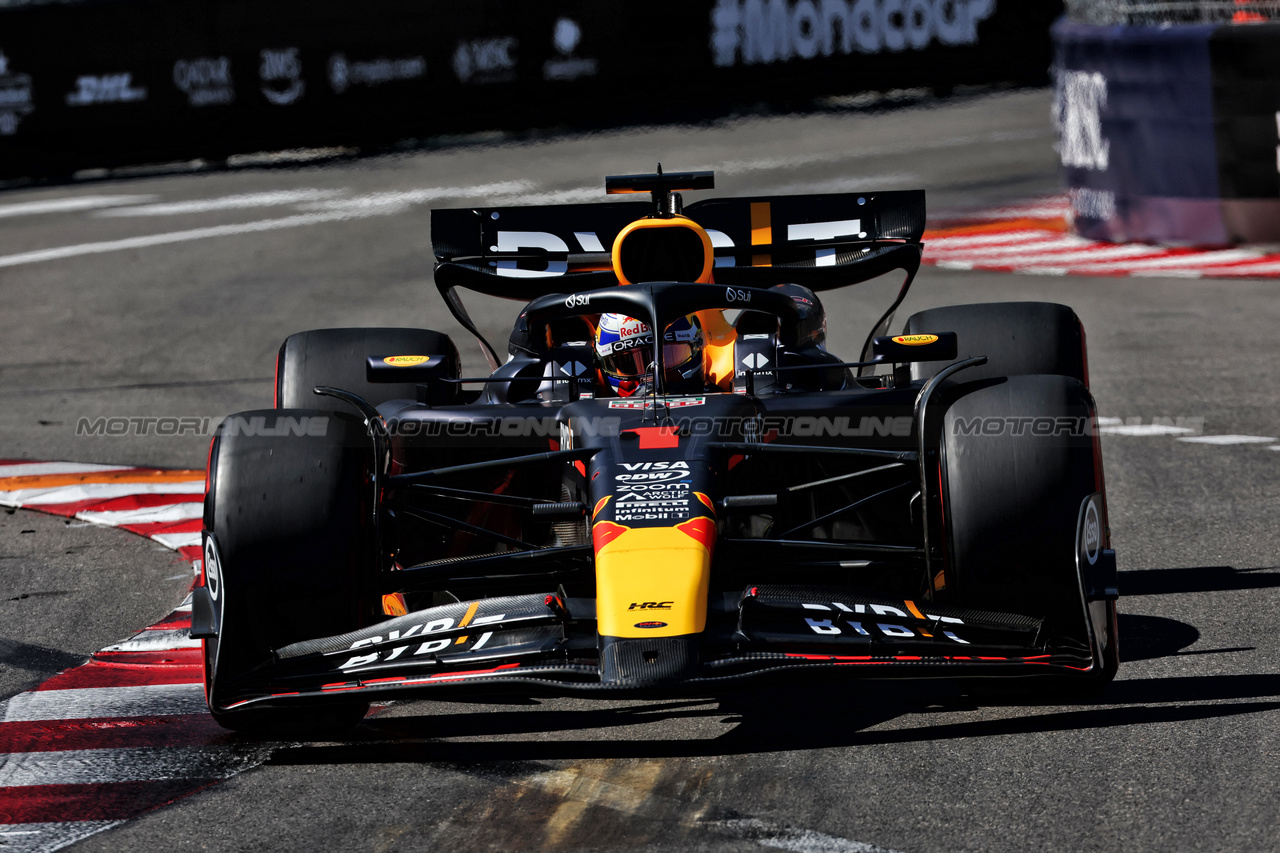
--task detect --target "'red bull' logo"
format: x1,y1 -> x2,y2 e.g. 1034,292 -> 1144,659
592,520 -> 629,551
676,517 -> 716,549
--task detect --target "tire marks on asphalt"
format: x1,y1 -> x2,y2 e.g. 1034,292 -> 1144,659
435,756 -> 907,852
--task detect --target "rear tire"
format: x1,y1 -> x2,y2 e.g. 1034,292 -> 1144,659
276,327 -> 460,410
940,374 -> 1115,684
203,408 -> 377,732
904,302 -> 1088,385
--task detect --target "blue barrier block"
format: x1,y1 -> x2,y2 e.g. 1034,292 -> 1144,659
1053,19 -> 1227,244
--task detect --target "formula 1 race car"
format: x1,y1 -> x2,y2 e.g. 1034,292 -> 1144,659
195,169 -> 1119,732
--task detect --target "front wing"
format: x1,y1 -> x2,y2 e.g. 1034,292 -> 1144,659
212,580 -> 1110,714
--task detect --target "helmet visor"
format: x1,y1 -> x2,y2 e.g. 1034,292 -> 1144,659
601,346 -> 651,379
662,341 -> 696,372
602,342 -> 696,379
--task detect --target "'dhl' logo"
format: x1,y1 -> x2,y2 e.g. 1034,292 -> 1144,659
628,601 -> 673,611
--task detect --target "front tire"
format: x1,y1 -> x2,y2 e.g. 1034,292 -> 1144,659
940,374 -> 1116,684
203,408 -> 378,732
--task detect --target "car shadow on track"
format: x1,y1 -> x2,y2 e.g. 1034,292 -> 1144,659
256,565 -> 1280,761
262,663 -> 1280,764
258,673 -> 1280,764
1119,565 -> 1280,596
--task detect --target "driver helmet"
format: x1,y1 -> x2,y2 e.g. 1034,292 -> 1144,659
594,312 -> 704,397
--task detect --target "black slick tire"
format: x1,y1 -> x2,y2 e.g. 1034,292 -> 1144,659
203,408 -> 377,732
276,327 -> 460,410
903,302 -> 1088,385
940,374 -> 1115,684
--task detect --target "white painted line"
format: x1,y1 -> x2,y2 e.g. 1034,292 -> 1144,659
959,206 -> 1069,220
76,502 -> 203,526
96,189 -> 344,217
758,828 -> 902,853
1017,244 -> 1162,263
0,745 -> 268,786
1017,267 -> 1070,276
0,195 -> 157,218
1178,434 -> 1278,445
928,236 -> 1093,257
1097,417 -> 1123,426
150,531 -> 202,549
0,210 -> 375,269
0,462 -> 133,479
300,180 -> 534,213
508,186 -> 606,206
0,480 -> 204,506
1270,446 -> 1280,451
226,146 -> 352,166
0,181 -> 535,269
0,683 -> 207,722
961,245 -> 1163,266
99,629 -> 198,653
0,822 -> 125,853
1073,249 -> 1261,271
713,819 -> 902,853
1100,424 -> 1197,436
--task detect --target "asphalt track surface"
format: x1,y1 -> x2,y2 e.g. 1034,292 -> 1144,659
3,88 -> 1280,852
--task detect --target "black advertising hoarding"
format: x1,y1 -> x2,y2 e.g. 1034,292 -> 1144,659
0,0 -> 1063,181
0,0 -> 219,177
695,0 -> 1061,97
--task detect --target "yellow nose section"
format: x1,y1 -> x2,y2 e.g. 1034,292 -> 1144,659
594,521 -> 714,638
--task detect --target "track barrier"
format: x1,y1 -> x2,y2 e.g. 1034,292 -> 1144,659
0,0 -> 1062,181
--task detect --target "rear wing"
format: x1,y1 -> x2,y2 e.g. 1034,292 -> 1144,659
431,189 -> 924,296
430,184 -> 925,368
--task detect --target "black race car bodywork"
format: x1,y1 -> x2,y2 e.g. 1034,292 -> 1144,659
195,170 -> 1119,731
